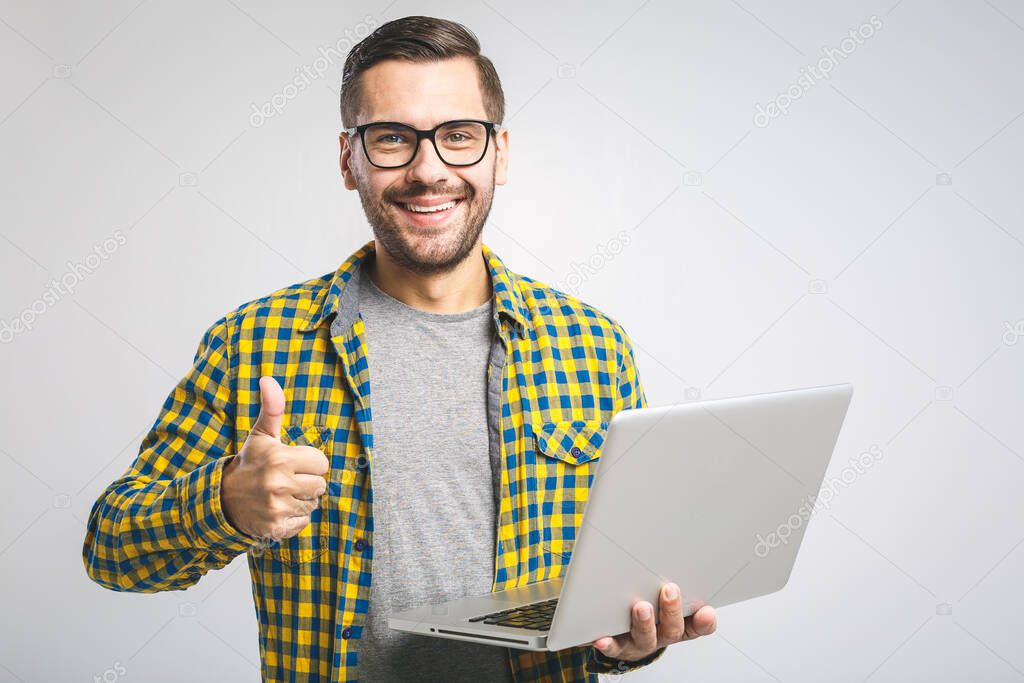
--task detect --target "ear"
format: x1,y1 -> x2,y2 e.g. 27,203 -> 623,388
340,133 -> 358,190
494,126 -> 509,186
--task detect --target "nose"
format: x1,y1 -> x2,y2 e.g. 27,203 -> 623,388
404,135 -> 450,186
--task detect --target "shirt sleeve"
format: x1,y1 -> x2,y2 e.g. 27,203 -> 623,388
81,316 -> 258,592
585,644 -> 667,674
613,323 -> 648,412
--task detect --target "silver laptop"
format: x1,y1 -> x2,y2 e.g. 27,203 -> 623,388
389,382 -> 854,651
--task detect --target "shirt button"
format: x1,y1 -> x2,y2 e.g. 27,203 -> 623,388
570,446 -> 582,457
342,627 -> 353,639
354,539 -> 366,552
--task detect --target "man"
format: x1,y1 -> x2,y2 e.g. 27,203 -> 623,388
82,15 -> 716,682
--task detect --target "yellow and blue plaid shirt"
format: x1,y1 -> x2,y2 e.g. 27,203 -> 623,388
83,239 -> 666,681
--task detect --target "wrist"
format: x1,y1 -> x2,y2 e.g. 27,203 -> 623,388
179,456 -> 259,553
592,644 -> 664,670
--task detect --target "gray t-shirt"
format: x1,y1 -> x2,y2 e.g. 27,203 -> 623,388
355,269 -> 515,683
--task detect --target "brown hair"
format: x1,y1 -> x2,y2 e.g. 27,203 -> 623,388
340,16 -> 505,128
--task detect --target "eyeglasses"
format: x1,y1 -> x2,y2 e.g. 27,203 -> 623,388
342,119 -> 501,169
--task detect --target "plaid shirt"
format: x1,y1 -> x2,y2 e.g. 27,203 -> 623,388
83,239 -> 666,681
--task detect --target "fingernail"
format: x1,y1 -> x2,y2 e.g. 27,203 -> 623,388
664,584 -> 677,600
638,604 -> 652,619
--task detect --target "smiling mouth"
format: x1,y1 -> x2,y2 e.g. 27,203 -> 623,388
391,197 -> 465,221
399,198 -> 462,213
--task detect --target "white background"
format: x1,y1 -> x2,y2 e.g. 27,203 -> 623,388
0,1 -> 1022,681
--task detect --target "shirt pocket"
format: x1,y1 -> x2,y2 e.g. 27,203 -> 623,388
533,419 -> 608,465
271,424 -> 334,565
531,419 -> 608,571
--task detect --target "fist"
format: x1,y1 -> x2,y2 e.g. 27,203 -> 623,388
221,376 -> 330,540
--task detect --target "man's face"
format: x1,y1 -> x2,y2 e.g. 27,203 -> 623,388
340,56 -> 509,274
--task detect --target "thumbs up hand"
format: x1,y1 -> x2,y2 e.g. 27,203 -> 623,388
221,376 -> 330,541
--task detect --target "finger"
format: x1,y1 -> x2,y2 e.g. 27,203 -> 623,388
262,514 -> 310,541
594,598 -> 659,660
278,514 -> 312,539
630,601 -> 658,652
592,632 -> 632,660
683,605 -> 717,640
252,376 -> 285,440
288,491 -> 322,516
289,445 -> 330,476
657,582 -> 686,644
292,473 -> 328,501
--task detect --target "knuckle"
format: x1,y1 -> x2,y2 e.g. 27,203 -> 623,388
265,447 -> 290,468
265,475 -> 291,496
636,617 -> 656,637
662,624 -> 685,642
661,600 -> 683,617
268,500 -> 292,518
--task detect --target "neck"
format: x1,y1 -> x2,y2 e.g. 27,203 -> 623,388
367,240 -> 492,314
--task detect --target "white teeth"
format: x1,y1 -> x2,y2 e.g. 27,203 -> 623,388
402,200 -> 458,213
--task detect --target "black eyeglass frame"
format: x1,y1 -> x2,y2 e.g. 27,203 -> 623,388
341,119 -> 502,169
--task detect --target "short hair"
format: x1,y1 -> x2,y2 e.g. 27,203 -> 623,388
340,16 -> 506,128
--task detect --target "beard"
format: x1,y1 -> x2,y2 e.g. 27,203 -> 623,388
356,166 -> 496,275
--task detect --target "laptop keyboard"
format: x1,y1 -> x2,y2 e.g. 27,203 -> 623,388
467,597 -> 559,631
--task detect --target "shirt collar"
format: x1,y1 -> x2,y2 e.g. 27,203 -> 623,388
299,239 -> 530,335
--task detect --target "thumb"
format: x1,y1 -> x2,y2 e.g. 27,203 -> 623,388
252,375 -> 285,440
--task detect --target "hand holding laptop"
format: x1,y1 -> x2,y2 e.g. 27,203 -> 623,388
389,384 -> 853,657
590,580 -> 718,662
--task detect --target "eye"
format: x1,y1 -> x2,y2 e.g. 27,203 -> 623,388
375,133 -> 407,144
442,130 -> 477,146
